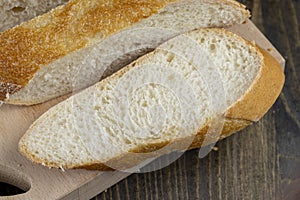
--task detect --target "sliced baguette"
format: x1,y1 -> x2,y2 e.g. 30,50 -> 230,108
0,0 -> 68,32
19,28 -> 285,170
0,0 -> 250,105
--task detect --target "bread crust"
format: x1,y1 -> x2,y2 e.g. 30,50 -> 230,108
76,118 -> 252,171
19,117 -> 251,170
0,0 -> 249,102
226,47 -> 285,121
0,0 -> 174,100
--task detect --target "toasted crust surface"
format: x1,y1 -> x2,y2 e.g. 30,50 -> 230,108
19,117 -> 252,170
0,0 -> 249,101
0,0 -> 175,99
226,47 -> 285,121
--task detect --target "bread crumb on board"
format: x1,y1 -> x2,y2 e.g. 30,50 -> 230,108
212,147 -> 219,151
59,166 -> 65,172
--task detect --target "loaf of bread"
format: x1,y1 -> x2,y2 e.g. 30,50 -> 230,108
0,0 -> 68,32
19,28 -> 285,170
0,0 -> 250,105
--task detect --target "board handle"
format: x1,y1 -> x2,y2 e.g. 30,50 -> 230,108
0,164 -> 31,199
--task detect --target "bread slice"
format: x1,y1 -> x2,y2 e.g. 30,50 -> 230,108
0,0 -> 68,32
0,0 -> 250,105
19,28 -> 285,170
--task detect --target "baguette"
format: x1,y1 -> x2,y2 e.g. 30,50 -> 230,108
0,0 -> 250,105
19,28 -> 285,170
0,0 -> 68,32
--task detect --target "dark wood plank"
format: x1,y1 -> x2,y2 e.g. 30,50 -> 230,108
92,1 -> 300,200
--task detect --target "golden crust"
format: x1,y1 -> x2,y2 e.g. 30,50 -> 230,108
74,118 -> 249,171
19,117 -> 251,171
0,0 -> 249,102
0,0 -> 176,100
125,118 -> 251,155
225,47 -> 285,121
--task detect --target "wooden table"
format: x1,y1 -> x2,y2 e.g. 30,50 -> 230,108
1,0 -> 299,199
92,0 -> 300,199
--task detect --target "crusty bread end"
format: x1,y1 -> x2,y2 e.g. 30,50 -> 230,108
1,0 -> 250,105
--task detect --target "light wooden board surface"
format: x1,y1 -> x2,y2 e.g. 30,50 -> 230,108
0,19 -> 285,200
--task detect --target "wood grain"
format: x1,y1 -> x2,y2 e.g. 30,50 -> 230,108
92,0 -> 300,200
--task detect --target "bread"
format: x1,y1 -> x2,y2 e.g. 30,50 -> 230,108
19,28 -> 285,170
0,0 -> 68,32
0,0 -> 250,105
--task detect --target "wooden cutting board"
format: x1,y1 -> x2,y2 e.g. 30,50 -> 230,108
0,19 -> 285,200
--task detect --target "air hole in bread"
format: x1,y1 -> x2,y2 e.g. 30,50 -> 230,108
124,139 -> 132,145
11,7 -> 25,13
167,54 -> 175,62
210,44 -> 216,51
